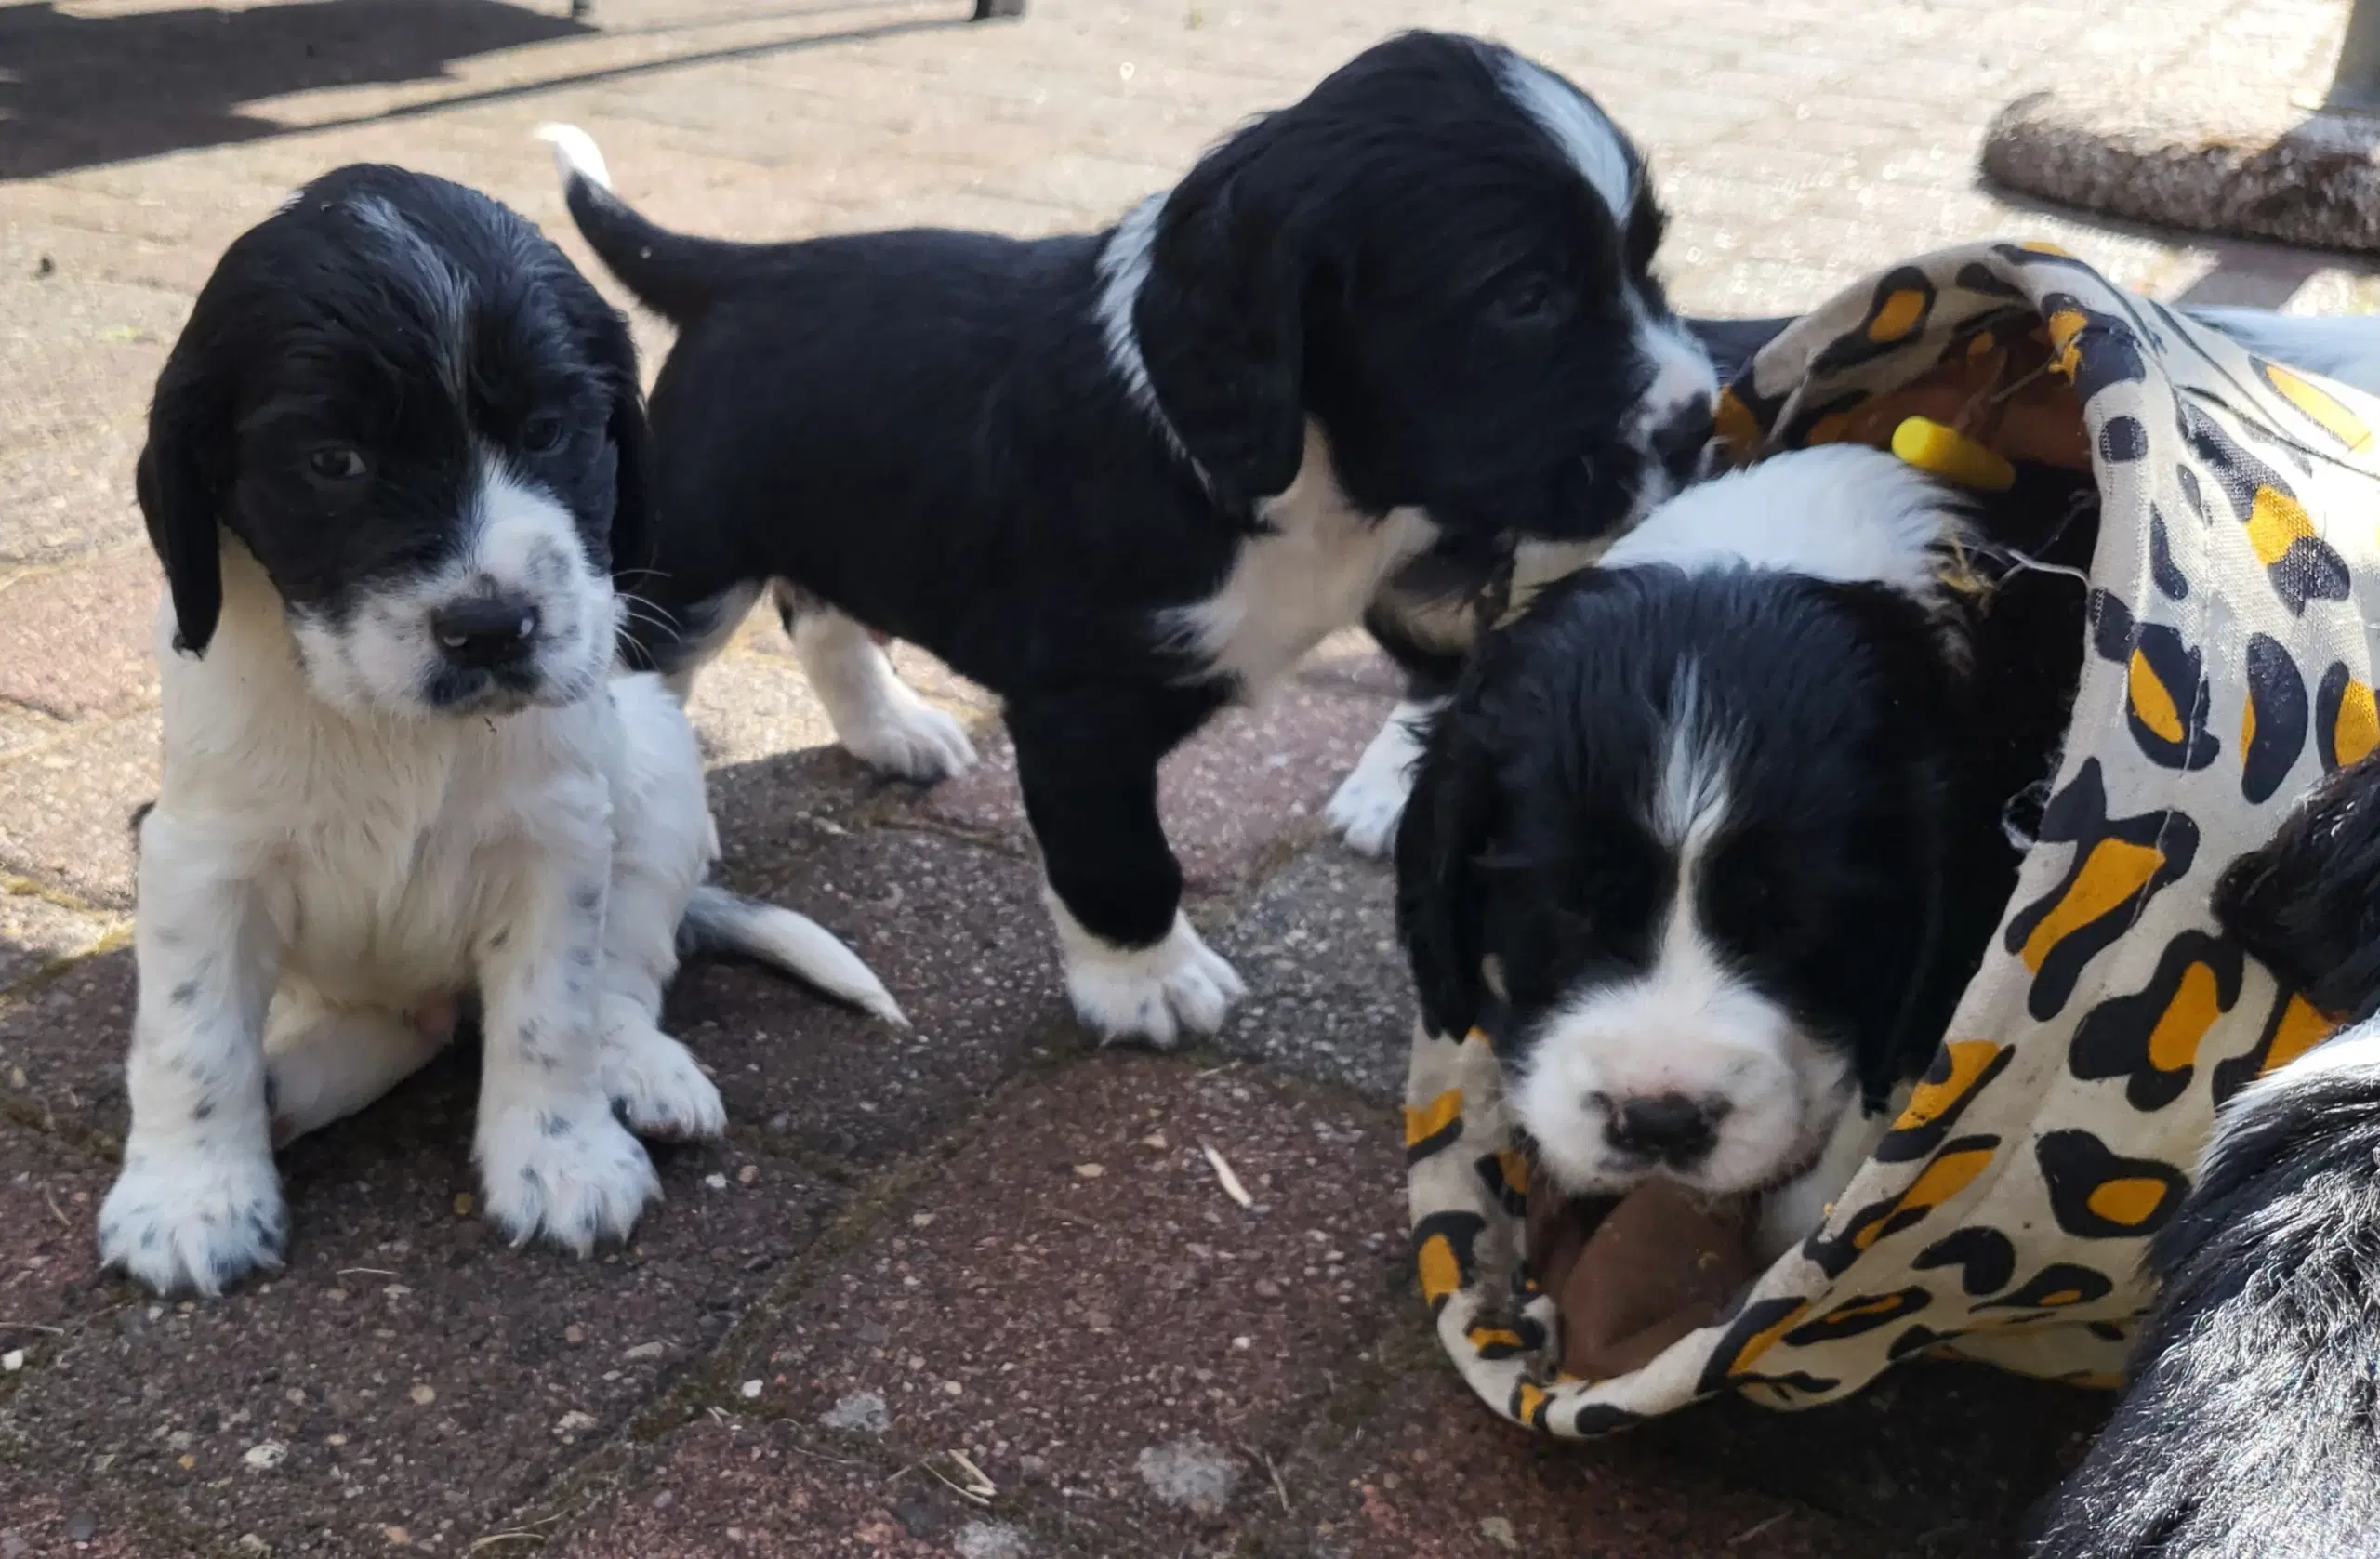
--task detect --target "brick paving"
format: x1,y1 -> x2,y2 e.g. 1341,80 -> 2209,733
0,0 -> 2366,1553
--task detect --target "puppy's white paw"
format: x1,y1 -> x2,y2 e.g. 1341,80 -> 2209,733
475,1103 -> 660,1256
1327,701 -> 1432,858
99,1146 -> 287,1297
795,610 -> 978,783
840,688 -> 978,784
1052,905 -> 1248,1050
601,1022 -> 727,1142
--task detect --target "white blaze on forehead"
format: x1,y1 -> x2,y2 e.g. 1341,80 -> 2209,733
1505,674 -> 1854,1199
346,195 -> 469,377
1496,55 -> 1636,219
1652,661 -> 1729,851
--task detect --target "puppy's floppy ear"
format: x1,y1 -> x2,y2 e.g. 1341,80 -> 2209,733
1395,703 -> 1500,1039
587,301 -> 654,582
137,350 -> 230,657
1818,578 -> 1967,1104
602,359 -> 654,585
1133,120 -> 1310,505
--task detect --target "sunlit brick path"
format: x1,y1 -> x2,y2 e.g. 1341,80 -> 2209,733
0,1 -> 2362,1552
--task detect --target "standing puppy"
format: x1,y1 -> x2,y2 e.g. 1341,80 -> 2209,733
100,165 -> 900,1297
540,30 -> 1715,1048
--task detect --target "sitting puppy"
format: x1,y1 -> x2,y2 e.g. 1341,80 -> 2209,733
2029,749 -> 2380,1558
1395,445 -> 2074,1259
99,165 -> 900,1297
538,28 -> 1717,1047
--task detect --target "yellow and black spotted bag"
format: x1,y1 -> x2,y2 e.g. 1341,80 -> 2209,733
1408,241 -> 2380,1433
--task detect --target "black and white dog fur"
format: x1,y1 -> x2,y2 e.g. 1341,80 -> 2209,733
1324,313 -> 1806,859
2030,748 -> 2380,1558
538,29 -> 1718,1047
1396,445 -> 2061,1260
100,165 -> 900,1297
1326,309 -> 2380,867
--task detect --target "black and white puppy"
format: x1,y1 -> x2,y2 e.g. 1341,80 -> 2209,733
1319,314 -> 1784,858
1396,446 -> 2062,1257
538,29 -> 1717,1047
100,165 -> 900,1296
2030,750 -> 2380,1559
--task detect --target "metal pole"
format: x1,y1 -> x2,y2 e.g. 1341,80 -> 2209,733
2326,0 -> 2380,113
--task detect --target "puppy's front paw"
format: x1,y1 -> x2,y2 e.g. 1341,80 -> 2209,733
99,1147 -> 287,1297
841,689 -> 978,785
1061,914 -> 1248,1050
1326,705 -> 1427,858
475,1104 -> 659,1256
1325,761 -> 1409,858
600,1023 -> 726,1142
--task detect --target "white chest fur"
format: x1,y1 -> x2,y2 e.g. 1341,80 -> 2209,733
1159,423 -> 1438,695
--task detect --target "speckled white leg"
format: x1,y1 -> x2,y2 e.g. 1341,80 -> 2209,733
99,809 -> 285,1296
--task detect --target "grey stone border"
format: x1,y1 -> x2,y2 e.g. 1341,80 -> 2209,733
1982,89 -> 2380,255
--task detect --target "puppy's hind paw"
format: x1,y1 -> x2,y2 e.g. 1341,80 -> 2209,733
841,690 -> 978,785
1056,910 -> 1247,1050
600,1023 -> 727,1142
99,1147 -> 288,1297
475,1103 -> 659,1256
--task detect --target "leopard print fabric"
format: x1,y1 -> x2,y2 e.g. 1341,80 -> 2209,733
1407,241 -> 2378,1433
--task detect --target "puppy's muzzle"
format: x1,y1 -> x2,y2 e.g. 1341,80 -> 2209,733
431,593 -> 541,671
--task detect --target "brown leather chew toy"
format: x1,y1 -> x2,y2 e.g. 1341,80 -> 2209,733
1526,1178 -> 1762,1381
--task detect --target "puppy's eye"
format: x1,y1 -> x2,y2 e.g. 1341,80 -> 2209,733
521,413 -> 570,455
307,445 -> 366,482
1492,272 -> 1561,324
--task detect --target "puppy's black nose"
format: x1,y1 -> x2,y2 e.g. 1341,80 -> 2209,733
1648,400 -> 1716,484
1607,1092 -> 1725,1163
430,595 -> 539,668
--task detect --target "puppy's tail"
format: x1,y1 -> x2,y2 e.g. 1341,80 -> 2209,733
537,124 -> 752,324
679,884 -> 908,1028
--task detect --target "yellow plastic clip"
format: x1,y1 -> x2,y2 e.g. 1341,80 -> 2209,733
1891,415 -> 2016,492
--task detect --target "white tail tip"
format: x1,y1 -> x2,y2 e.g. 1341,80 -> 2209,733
536,123 -> 613,192
686,887 -> 908,1028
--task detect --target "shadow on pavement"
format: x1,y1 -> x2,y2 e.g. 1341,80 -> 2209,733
0,0 -> 984,182
0,0 -> 592,179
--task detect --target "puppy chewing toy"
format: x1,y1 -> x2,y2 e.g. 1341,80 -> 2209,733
1410,238 -> 2380,1441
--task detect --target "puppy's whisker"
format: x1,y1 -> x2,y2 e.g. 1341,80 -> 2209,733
617,592 -> 684,634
